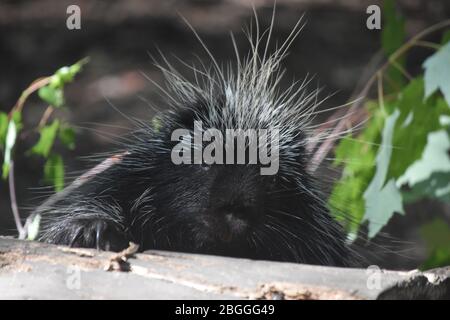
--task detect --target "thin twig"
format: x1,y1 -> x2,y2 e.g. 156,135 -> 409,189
377,71 -> 387,117
11,77 -> 51,116
413,41 -> 441,50
8,161 -> 26,239
38,105 -> 55,128
307,73 -> 378,172
390,60 -> 413,80
307,51 -> 384,154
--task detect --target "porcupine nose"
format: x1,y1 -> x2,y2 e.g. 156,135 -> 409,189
212,189 -> 260,241
223,204 -> 255,228
215,204 -> 254,242
209,166 -> 262,241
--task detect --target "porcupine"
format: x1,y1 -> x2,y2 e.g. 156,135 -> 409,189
35,13 -> 357,267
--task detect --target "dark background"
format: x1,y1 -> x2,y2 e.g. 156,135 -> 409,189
1,0 -> 449,269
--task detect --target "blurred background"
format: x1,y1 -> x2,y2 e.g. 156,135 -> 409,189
1,0 -> 449,269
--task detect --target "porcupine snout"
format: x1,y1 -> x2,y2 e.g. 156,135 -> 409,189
205,165 -> 263,242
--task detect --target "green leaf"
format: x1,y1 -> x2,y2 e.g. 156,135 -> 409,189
0,112 -> 8,147
382,0 -> 405,56
2,120 -> 17,179
385,61 -> 406,93
50,58 -> 89,88
44,153 -> 65,192
423,41 -> 450,106
363,109 -> 404,238
56,66 -> 75,83
397,130 -> 450,187
421,247 -> 450,271
329,174 -> 367,238
398,129 -> 450,203
37,58 -> 89,108
330,102 -> 385,236
382,0 -> 406,92
58,124 -> 76,150
333,103 -> 385,170
38,86 -> 64,108
386,79 -> 448,182
365,180 -> 404,238
403,172 -> 450,203
31,120 -> 60,158
2,110 -> 23,178
442,31 -> 450,45
420,219 -> 450,270
330,104 -> 378,230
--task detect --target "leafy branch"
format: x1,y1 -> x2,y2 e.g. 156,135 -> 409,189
0,58 -> 88,239
309,19 -> 450,172
322,0 -> 450,269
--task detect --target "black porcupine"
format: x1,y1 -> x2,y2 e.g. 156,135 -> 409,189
36,16 -> 355,266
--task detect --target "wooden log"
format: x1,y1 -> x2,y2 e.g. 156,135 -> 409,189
0,237 -> 448,299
